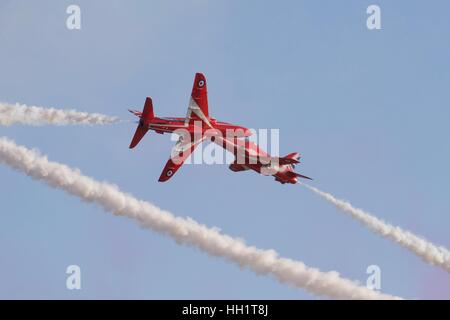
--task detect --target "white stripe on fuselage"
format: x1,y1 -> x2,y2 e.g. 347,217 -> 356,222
185,97 -> 212,128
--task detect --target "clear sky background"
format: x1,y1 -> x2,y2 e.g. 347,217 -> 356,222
0,0 -> 449,299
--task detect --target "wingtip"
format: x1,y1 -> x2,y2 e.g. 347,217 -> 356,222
194,72 -> 207,84
158,176 -> 169,182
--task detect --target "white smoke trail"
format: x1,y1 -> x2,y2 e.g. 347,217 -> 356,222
302,183 -> 450,274
0,102 -> 119,126
0,137 -> 400,300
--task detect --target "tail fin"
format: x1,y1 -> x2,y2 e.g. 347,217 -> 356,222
129,97 -> 154,149
140,97 -> 155,120
279,152 -> 301,165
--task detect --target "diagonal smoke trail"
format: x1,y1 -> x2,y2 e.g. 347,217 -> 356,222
0,137 -> 400,300
0,102 -> 119,126
302,183 -> 450,274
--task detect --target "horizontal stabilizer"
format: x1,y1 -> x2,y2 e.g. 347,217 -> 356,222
285,170 -> 313,181
129,125 -> 148,149
279,152 -> 301,165
279,157 -> 300,165
128,109 -> 141,117
294,172 -> 313,180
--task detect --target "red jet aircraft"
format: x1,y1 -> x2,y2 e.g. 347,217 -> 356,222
129,73 -> 312,184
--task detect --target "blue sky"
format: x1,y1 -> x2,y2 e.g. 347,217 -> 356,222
0,0 -> 449,299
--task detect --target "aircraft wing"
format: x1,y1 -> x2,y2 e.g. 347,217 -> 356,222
158,134 -> 207,182
185,73 -> 212,127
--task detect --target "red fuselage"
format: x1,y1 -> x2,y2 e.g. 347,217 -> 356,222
143,116 -> 253,138
212,135 -> 302,184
